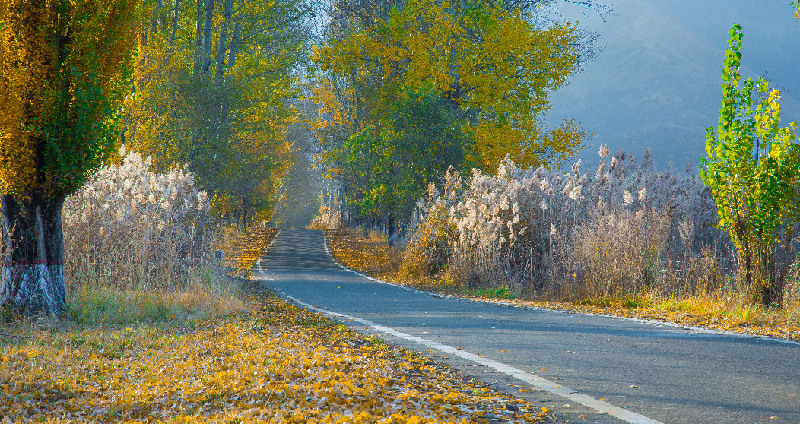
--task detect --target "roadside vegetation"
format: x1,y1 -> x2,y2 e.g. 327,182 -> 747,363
0,149 -> 552,423
316,11 -> 800,342
1,286 -> 552,423
1,0 -> 797,421
324,224 -> 800,341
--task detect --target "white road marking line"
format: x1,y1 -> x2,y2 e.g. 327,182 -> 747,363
283,294 -> 663,424
265,233 -> 663,423
324,236 -> 800,348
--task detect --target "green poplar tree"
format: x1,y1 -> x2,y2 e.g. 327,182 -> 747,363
701,24 -> 800,307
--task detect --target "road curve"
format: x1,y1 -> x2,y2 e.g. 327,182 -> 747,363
257,229 -> 800,424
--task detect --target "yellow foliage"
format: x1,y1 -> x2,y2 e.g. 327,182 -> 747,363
313,0 -> 584,171
124,0 -> 301,221
212,226 -> 279,278
325,228 -> 404,279
0,286 -> 547,422
0,0 -> 140,197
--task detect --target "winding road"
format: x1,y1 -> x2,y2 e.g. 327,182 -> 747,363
257,229 -> 800,424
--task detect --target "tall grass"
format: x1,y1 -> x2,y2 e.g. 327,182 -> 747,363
63,146 -> 209,292
402,146 -> 800,311
308,202 -> 342,230
58,146 -> 247,324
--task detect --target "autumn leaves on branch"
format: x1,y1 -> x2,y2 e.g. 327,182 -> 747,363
312,0 -> 587,226
0,0 -> 140,315
0,0 -> 309,315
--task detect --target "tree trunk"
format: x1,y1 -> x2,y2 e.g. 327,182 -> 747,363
0,194 -> 66,316
193,0 -> 204,74
387,214 -> 395,246
214,0 -> 234,81
152,0 -> 162,34
759,241 -> 789,308
201,0 -> 215,73
227,22 -> 241,68
170,0 -> 179,44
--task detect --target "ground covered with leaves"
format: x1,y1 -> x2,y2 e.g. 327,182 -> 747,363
214,227 -> 280,278
324,228 -> 800,342
0,280 -> 550,423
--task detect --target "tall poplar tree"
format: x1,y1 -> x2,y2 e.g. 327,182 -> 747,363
0,0 -> 139,315
701,25 -> 799,307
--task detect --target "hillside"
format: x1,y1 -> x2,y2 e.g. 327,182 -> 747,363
547,0 -> 800,169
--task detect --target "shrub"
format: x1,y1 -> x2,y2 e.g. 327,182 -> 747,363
405,145 -> 755,301
62,145 -> 210,293
401,169 -> 461,279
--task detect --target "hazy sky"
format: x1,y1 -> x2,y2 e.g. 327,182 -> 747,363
546,0 -> 800,169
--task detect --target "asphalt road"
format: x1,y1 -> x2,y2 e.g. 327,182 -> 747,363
258,229 -> 800,424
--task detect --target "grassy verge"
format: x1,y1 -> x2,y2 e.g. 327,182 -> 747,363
324,228 -> 800,342
61,226 -> 278,326
0,228 -> 551,423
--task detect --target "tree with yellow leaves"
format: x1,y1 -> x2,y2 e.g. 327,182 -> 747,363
313,0 -> 585,231
0,0 -> 140,315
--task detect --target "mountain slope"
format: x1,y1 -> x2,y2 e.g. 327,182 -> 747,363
547,0 -> 800,169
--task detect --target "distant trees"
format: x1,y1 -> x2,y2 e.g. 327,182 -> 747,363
125,0 -> 310,228
701,24 -> 800,307
313,0 -> 587,233
0,0 -> 140,315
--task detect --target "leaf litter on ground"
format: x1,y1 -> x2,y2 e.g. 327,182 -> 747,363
0,280 -> 551,423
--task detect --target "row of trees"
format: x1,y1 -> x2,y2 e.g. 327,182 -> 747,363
125,0 -> 309,228
0,0 -> 796,315
0,0 -> 312,315
0,0 -> 606,316
312,1 -> 800,308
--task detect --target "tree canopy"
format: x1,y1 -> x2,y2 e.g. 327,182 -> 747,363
0,0 -> 139,199
124,0 -> 310,227
312,0 -> 586,228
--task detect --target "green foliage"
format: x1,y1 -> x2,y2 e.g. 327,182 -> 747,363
336,84 -> 472,220
125,0 -> 309,226
0,0 -> 140,197
469,286 -> 517,300
700,24 -> 800,306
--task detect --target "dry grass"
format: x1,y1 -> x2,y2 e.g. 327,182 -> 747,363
65,267 -> 247,326
325,228 -> 800,342
60,226 -> 277,326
